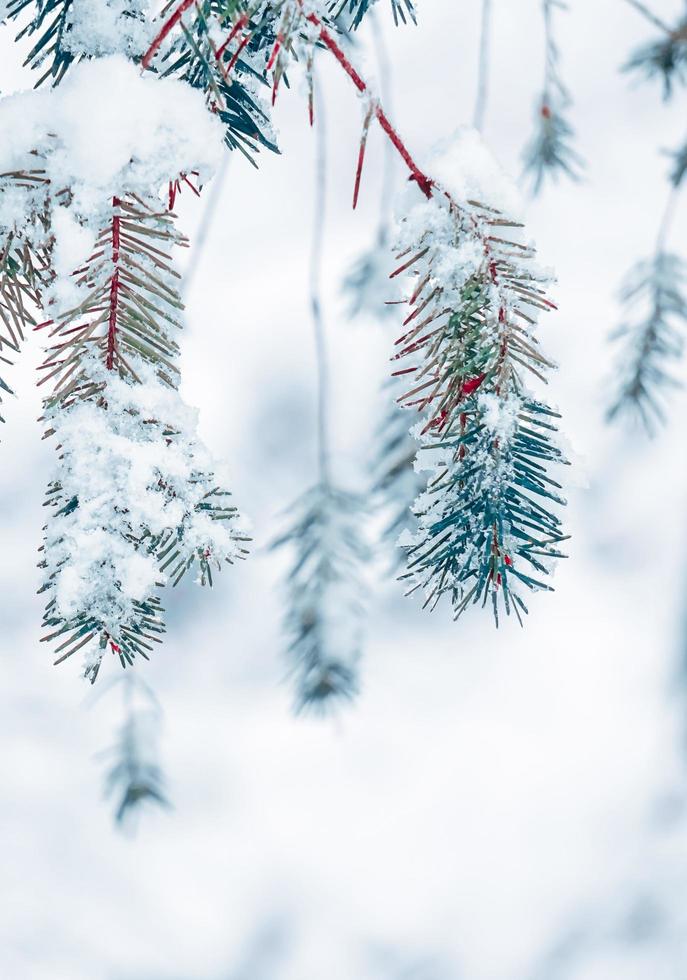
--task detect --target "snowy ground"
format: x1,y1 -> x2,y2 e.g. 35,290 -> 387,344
2,1 -> 687,978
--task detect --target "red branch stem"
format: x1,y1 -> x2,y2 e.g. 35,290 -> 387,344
141,0 -> 196,69
304,11 -> 433,199
106,197 -> 121,371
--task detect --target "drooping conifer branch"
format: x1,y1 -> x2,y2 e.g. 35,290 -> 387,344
103,675 -> 170,826
623,0 -> 687,98
608,182 -> 687,432
522,0 -> 582,194
274,64 -> 369,709
390,143 -> 569,622
35,195 -> 248,680
197,1 -> 569,623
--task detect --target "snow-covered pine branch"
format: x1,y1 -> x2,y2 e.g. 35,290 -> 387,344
0,0 -> 572,696
3,0 -> 153,84
0,50 -> 249,679
393,130 -> 569,623
153,1 -> 278,166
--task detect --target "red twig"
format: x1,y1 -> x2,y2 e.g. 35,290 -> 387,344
266,33 -> 284,71
141,0 -> 196,69
215,12 -> 249,60
304,11 -> 434,200
353,107 -> 374,210
106,197 -> 121,371
225,31 -> 253,76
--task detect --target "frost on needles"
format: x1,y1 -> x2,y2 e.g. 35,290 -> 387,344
393,130 -> 570,624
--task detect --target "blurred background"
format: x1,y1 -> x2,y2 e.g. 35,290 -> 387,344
2,1 -> 687,977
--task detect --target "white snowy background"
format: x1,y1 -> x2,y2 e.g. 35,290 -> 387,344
2,1 -> 687,978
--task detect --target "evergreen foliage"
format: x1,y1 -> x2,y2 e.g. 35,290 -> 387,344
523,0 -> 582,194
103,677 -> 169,825
156,0 -> 278,165
624,12 -> 687,99
273,485 -> 369,710
609,3 -> 687,435
392,134 -> 569,622
608,253 -> 687,433
330,0 -> 416,30
37,195 -> 248,681
0,169 -> 52,418
0,0 -> 571,711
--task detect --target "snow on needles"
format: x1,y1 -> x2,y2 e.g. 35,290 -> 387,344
62,0 -> 153,58
42,358 -> 249,650
0,55 -> 224,268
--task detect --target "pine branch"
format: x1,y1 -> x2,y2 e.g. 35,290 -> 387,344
4,0 -> 151,86
608,136 -> 687,435
0,170 -> 53,423
273,485 -> 369,710
36,196 -> 249,681
274,65 -> 370,710
391,179 -> 569,622
201,2 -> 570,624
328,0 -> 416,30
37,196 -> 187,398
103,676 -> 170,827
624,7 -> 687,99
155,1 -> 279,167
523,0 -> 583,194
607,251 -> 687,433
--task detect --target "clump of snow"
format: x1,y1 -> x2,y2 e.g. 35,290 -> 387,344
427,126 -> 524,220
63,0 -> 153,58
477,391 -> 521,443
0,55 -> 224,274
42,357 -> 248,648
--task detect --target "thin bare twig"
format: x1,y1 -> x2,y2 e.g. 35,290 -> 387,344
473,0 -> 492,131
